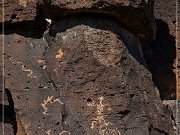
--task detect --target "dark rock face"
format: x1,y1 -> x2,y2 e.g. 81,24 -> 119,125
146,0 -> 176,100
0,0 -> 37,22
155,0 -> 176,36
38,0 -> 156,58
38,0 -> 156,40
152,0 -> 179,134
4,30 -> 66,135
43,17 -> 175,135
0,0 -> 156,50
0,89 -> 17,135
0,0 -> 177,135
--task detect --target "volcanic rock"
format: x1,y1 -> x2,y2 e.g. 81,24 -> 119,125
43,16 -> 174,135
0,0 -> 177,135
0,0 -> 156,48
146,0 -> 176,100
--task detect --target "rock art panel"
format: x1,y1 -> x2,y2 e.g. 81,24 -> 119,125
0,0 -> 177,135
43,17 -> 175,135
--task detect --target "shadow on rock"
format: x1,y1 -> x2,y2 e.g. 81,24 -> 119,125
47,15 -> 147,67
0,89 -> 17,134
146,19 -> 176,100
0,19 -> 47,39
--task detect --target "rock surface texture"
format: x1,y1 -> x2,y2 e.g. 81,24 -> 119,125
1,0 -> 156,54
0,0 -> 177,135
152,0 -> 179,134
146,0 -> 176,100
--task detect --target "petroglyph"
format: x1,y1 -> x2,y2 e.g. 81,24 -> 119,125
21,65 -> 37,78
46,129 -> 51,135
37,59 -> 47,69
46,129 -> 70,135
19,0 -> 30,7
59,131 -> 71,135
87,100 -> 96,107
88,96 -> 121,135
37,59 -> 45,64
19,0 -> 27,7
19,0 -> 35,7
56,49 -> 64,59
62,35 -> 67,40
41,96 -> 64,115
9,56 -> 37,78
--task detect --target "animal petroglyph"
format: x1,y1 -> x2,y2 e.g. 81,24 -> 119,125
21,65 -> 37,78
9,56 -> 37,78
41,96 -> 64,115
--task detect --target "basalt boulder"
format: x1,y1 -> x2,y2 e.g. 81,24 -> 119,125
0,0 -> 176,135
1,0 -> 156,49
43,16 -> 174,135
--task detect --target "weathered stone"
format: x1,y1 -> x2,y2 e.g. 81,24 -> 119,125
155,0 -> 176,36
0,0 -> 177,135
0,0 -> 156,48
4,30 -> 70,135
0,123 -> 14,135
43,16 -> 175,135
163,100 -> 180,135
0,0 -> 37,22
38,0 -> 156,49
